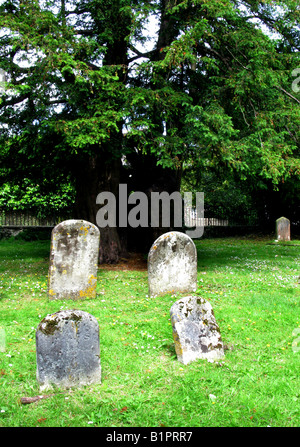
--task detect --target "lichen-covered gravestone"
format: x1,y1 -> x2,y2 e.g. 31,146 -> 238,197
170,296 -> 224,364
48,219 -> 100,300
148,231 -> 197,297
276,217 -> 290,241
36,310 -> 101,390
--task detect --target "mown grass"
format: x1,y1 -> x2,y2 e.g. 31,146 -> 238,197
0,236 -> 299,427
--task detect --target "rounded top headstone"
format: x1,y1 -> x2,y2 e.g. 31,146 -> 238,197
36,309 -> 101,390
48,219 -> 100,300
147,231 -> 197,297
53,219 -> 99,234
275,216 -> 290,241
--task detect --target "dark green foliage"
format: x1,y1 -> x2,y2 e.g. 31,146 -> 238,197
0,0 -> 299,259
0,179 -> 75,218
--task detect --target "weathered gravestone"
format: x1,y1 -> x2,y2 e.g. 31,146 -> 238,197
148,231 -> 197,297
36,310 -> 101,390
276,217 -> 290,241
48,219 -> 100,300
170,296 -> 224,364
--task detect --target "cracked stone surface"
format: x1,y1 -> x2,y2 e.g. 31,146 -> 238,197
170,296 -> 224,364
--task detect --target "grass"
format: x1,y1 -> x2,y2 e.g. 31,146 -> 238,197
0,235 -> 299,427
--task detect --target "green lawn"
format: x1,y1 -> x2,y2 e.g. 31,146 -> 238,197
0,236 -> 299,427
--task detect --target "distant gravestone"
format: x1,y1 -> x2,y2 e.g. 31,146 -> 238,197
48,219 -> 100,300
170,296 -> 224,364
148,231 -> 197,297
36,310 -> 101,390
276,217 -> 290,241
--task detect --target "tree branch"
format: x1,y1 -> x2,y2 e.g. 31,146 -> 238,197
277,86 -> 300,105
127,44 -> 156,63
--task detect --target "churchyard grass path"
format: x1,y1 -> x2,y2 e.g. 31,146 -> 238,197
0,236 -> 299,427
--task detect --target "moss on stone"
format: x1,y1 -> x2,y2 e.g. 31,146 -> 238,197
69,312 -> 82,323
39,317 -> 60,336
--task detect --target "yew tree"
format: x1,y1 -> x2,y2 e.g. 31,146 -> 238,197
0,0 -> 299,261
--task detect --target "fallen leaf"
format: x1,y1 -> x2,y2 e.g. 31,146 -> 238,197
37,417 -> 47,423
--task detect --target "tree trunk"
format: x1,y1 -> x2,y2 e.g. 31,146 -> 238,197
73,152 -> 126,264
125,151 -> 183,253
72,2 -> 184,260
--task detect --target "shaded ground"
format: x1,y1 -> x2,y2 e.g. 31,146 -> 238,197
99,252 -> 148,271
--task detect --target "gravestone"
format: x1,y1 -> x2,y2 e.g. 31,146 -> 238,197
148,231 -> 197,297
276,217 -> 290,241
36,310 -> 101,390
170,296 -> 224,364
48,219 -> 100,300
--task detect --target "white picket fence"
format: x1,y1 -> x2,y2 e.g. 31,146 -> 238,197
184,207 -> 228,227
0,208 -> 229,228
0,210 -> 62,227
